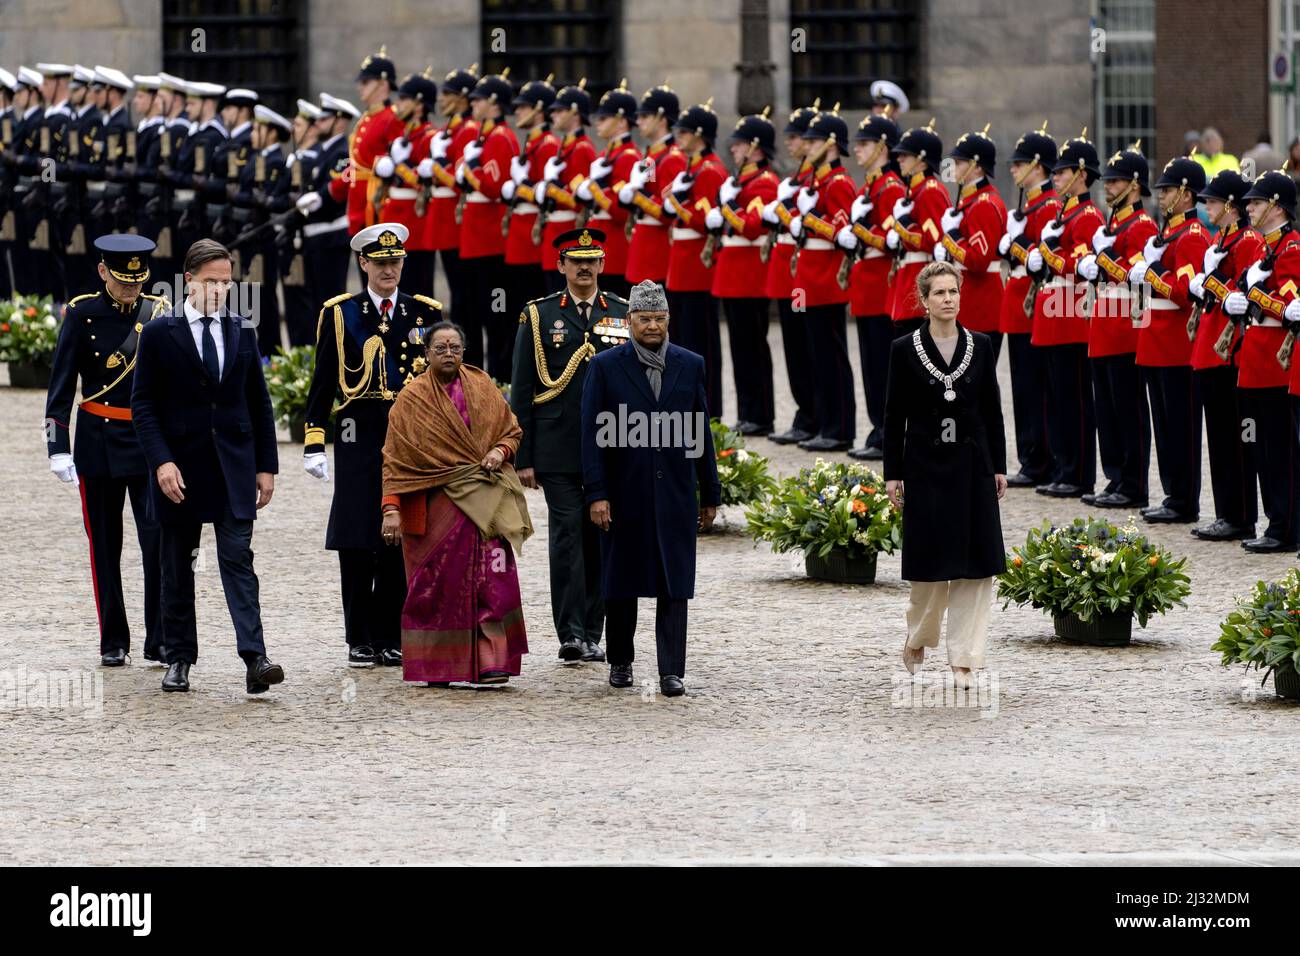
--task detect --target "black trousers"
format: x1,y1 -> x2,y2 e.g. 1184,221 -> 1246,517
1006,332 -> 1052,481
777,298 -> 818,434
892,316 -> 926,340
804,303 -> 856,442
1240,387 -> 1299,543
438,247 -> 468,329
667,290 -> 723,419
1196,367 -> 1257,527
1091,353 -> 1151,501
0,239 -> 13,299
854,313 -> 893,449
983,330 -> 1005,366
304,239 -> 351,336
1143,364 -> 1202,514
1043,343 -> 1097,489
250,242 -> 283,358
458,253 -> 502,372
602,273 -> 630,298
338,546 -> 406,651
401,249 -> 437,301
723,297 -> 775,430
79,474 -> 163,657
160,509 -> 266,664
605,562 -> 688,679
280,246 -> 316,348
494,262 -> 543,382
539,472 -> 604,645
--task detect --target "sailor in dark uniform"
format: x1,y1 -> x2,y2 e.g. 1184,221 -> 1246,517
294,93 -> 356,333
302,222 -> 443,666
44,235 -> 169,666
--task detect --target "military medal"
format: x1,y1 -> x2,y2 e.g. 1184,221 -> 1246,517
912,328 -> 973,402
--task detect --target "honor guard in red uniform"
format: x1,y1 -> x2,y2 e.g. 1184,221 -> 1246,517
664,99 -> 728,418
1030,132 -> 1103,498
706,108 -> 779,436
1221,171 -> 1300,552
458,71 -> 521,378
577,80 -> 641,298
536,80 -> 597,293
1184,170 -> 1262,540
1075,143 -> 1157,511
329,47 -> 402,238
620,85 -> 685,288
787,107 -> 857,450
425,64 -> 479,328
373,69 -> 438,302
500,76 -> 560,349
839,112 -> 904,460
1125,155 -> 1209,522
762,102 -> 820,445
888,121 -> 949,336
999,126 -> 1059,487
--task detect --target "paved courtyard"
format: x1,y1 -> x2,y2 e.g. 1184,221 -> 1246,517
2,323 -> 1298,865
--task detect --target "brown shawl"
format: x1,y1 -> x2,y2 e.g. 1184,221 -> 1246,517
383,366 -> 533,553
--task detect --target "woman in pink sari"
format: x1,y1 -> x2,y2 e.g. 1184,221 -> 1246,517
381,322 -> 534,687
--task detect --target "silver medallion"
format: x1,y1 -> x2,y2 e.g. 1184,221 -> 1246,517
944,388 -> 956,401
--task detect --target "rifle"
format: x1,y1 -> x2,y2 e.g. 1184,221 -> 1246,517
1190,218 -> 1232,345
1216,226 -> 1284,363
229,208 -> 300,251
1023,172 -> 1079,319
0,116 -> 14,241
153,124 -> 175,260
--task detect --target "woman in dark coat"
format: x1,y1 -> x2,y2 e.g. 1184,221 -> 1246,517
883,261 -> 1007,687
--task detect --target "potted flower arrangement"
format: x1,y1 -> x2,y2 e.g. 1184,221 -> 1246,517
997,516 -> 1191,646
0,295 -> 61,388
1213,568 -> 1300,702
710,419 -> 775,509
745,458 -> 900,584
264,345 -> 324,443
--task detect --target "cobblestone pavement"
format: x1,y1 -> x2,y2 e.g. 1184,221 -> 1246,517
2,324 -> 1298,866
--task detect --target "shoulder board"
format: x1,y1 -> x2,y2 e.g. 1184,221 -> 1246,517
322,292 -> 351,309
603,291 -> 628,304
412,294 -> 443,311
67,292 -> 100,308
526,290 -> 562,306
1187,222 -> 1205,235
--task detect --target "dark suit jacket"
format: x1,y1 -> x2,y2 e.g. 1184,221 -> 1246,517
131,306 -> 278,524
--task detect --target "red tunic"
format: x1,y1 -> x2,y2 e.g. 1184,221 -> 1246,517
1088,203 -> 1157,358
625,138 -> 688,284
539,131 -> 597,271
504,125 -> 560,266
792,161 -> 856,308
427,113 -> 477,252
1000,185 -> 1059,335
586,135 -> 640,276
459,119 -> 519,260
763,162 -> 814,301
712,162 -> 779,299
889,172 -> 950,320
848,168 -> 906,317
1032,194 -> 1104,347
378,120 -> 434,250
1237,226 -> 1300,390
1189,222 -> 1263,371
938,179 -> 1006,333
327,103 -> 403,235
665,150 -> 728,292
1135,212 -> 1209,367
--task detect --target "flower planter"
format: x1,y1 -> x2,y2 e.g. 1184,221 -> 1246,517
1273,664 -> 1300,702
7,360 -> 51,389
1052,610 -> 1133,647
805,550 -> 877,585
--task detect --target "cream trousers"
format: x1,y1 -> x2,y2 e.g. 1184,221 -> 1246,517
905,577 -> 993,669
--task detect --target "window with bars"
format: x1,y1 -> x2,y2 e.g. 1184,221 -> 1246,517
790,0 -> 920,112
480,0 -> 620,103
161,0 -> 307,117
1094,0 -> 1155,164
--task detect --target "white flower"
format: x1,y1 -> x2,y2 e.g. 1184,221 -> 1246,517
45,315 -> 56,327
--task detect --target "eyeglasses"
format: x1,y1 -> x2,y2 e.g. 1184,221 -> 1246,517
430,345 -> 464,356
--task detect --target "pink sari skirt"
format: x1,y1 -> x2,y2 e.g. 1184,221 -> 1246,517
399,489 -> 528,683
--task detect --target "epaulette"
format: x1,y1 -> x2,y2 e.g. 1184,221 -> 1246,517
412,293 -> 443,311
66,292 -> 100,309
525,290 -> 563,307
1187,221 -> 1205,236
603,292 -> 628,304
322,292 -> 352,309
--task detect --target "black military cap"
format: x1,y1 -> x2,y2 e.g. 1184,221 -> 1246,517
1242,170 -> 1298,217
892,121 -> 943,170
441,63 -> 479,97
1153,155 -> 1207,194
549,81 -> 592,122
636,85 -> 679,123
1053,133 -> 1101,184
357,46 -> 397,85
96,234 -> 154,283
1101,142 -> 1151,196
856,113 -> 900,149
673,100 -> 718,142
552,227 -> 606,259
1199,168 -> 1250,212
397,70 -> 438,105
948,126 -> 997,174
1009,126 -> 1057,169
729,108 -> 776,157
802,109 -> 849,148
470,71 -> 513,106
512,76 -> 556,111
594,80 -> 638,120
783,100 -> 820,136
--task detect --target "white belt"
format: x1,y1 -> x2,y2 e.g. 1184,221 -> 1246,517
900,251 -> 929,264
802,238 -> 833,250
1097,286 -> 1133,299
174,189 -> 196,202
513,202 -> 539,214
1042,277 -> 1070,290
1254,316 -> 1284,327
860,248 -> 886,260
1146,299 -> 1179,311
1008,265 -> 1027,278
86,182 -> 107,194
466,191 -> 492,204
387,186 -> 418,200
431,186 -> 457,199
303,213 -> 348,237
776,234 -> 795,246
549,211 -> 577,223
720,235 -> 756,248
672,227 -> 703,241
985,261 -> 1002,273
590,211 -> 612,221
635,218 -> 662,228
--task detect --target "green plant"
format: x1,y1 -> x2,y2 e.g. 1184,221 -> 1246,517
0,295 -> 61,365
745,457 -> 901,560
264,345 -> 316,426
1213,568 -> 1300,683
710,419 -> 776,506
493,377 -> 511,404
997,516 -> 1190,627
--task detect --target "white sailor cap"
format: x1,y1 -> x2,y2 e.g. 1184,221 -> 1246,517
319,92 -> 359,118
71,65 -> 97,86
35,62 -> 73,77
190,81 -> 226,99
133,74 -> 162,91
223,87 -> 258,107
17,66 -> 43,88
157,72 -> 187,93
350,222 -> 408,258
254,103 -> 291,132
869,79 -> 909,115
296,98 -> 323,120
93,66 -> 134,91
0,68 -> 16,93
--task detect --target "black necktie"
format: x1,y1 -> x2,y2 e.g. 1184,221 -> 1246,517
577,301 -> 590,326
200,314 -> 220,382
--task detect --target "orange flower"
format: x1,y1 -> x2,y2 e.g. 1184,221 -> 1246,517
852,499 -> 867,514
864,486 -> 876,495
1012,555 -> 1023,567
0,323 -> 8,333
1148,555 -> 1159,566
24,306 -> 36,318
719,448 -> 736,458
1262,628 -> 1273,637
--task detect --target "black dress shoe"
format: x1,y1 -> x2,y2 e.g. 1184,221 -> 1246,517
347,645 -> 377,667
660,675 -> 685,697
609,663 -> 634,688
769,427 -> 814,445
246,655 -> 285,694
1191,519 -> 1255,541
737,421 -> 774,437
377,648 -> 403,667
798,436 -> 852,452
1037,483 -> 1089,498
1081,492 -> 1099,506
100,648 -> 127,667
1142,506 -> 1198,524
476,670 -> 510,685
1093,491 -> 1149,509
848,444 -> 884,460
1242,536 -> 1297,553
558,637 -> 584,662
1004,471 -> 1043,488
580,639 -> 605,663
161,662 -> 190,692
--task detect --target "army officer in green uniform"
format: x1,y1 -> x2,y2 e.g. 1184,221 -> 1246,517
511,227 -> 629,663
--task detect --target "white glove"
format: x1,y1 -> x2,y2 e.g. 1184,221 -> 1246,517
997,233 -> 1012,256
373,155 -> 395,179
1223,291 -> 1249,316
542,155 -> 566,183
1091,225 -> 1116,253
430,130 -> 450,161
1285,298 -> 1300,324
500,179 -> 516,201
296,191 -> 323,215
1027,248 -> 1044,273
1142,235 -> 1167,266
1203,245 -> 1228,274
941,208 -> 963,233
885,228 -> 901,251
462,140 -> 483,164
933,242 -> 948,262
704,207 -> 723,231
1127,262 -> 1148,285
533,181 -> 549,204
1077,254 -> 1099,282
1246,261 -> 1273,288
588,156 -> 612,182
303,452 -> 329,481
416,157 -> 434,180
628,161 -> 652,191
795,187 -> 818,215
50,453 -> 78,485
850,194 -> 873,223
576,178 -> 594,202
618,184 -> 636,206
1040,219 -> 1064,243
776,177 -> 799,202
455,161 -> 466,185
668,171 -> 692,196
761,199 -> 779,224
835,225 -> 858,251
389,137 -> 413,164
719,176 -> 741,205
892,197 -> 913,220
1188,272 -> 1206,300
788,216 -> 803,239
509,154 -> 530,184
1005,211 -> 1027,240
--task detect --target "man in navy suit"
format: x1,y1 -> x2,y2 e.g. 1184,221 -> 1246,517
131,238 -> 283,694
580,279 -> 721,697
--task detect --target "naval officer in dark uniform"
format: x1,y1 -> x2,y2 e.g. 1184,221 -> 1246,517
44,234 -> 169,666
510,227 -> 629,663
303,222 -> 443,666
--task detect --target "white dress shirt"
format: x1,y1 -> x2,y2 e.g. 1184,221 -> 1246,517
183,298 -> 225,377
367,287 -> 396,318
